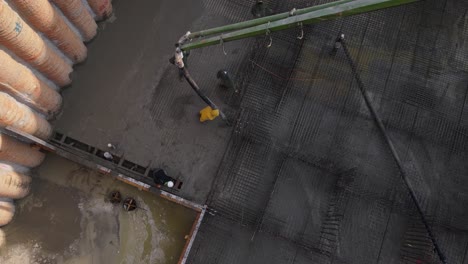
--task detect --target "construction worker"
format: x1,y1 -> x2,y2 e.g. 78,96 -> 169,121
150,169 -> 175,188
165,181 -> 174,188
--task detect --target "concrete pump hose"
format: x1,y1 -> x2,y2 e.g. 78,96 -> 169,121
0,168 -> 31,199
52,0 -> 97,42
0,198 -> 15,227
0,1 -> 72,87
0,134 -> 45,168
0,50 -> 62,115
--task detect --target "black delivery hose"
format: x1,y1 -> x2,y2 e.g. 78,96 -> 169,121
170,48 -> 229,124
181,67 -> 229,124
336,35 -> 447,264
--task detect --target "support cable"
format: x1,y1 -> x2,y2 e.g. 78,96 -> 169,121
336,34 -> 447,264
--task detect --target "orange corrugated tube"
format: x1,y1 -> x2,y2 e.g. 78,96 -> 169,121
0,228 -> 4,247
51,0 -> 97,42
9,0 -> 87,63
0,198 -> 14,227
0,168 -> 31,199
0,1 -> 72,87
87,0 -> 113,21
0,134 -> 45,168
0,93 -> 52,139
0,50 -> 62,115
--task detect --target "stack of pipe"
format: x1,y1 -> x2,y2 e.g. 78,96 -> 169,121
9,0 -> 87,63
0,198 -> 15,228
87,0 -> 113,21
0,134 -> 45,168
0,169 -> 31,199
0,0 -> 113,243
0,49 -> 62,115
0,134 -> 44,228
0,165 -> 31,247
51,0 -> 97,42
0,92 -> 52,139
0,1 -> 72,87
0,228 -> 4,247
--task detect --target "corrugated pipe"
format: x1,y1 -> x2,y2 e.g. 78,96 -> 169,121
0,93 -> 52,139
0,198 -> 14,227
0,49 -> 62,115
0,228 -> 4,247
87,0 -> 112,21
52,0 -> 97,42
9,0 -> 87,63
0,134 -> 45,168
0,1 -> 72,87
0,168 -> 31,199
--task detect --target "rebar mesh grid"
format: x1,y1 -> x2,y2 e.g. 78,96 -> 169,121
188,0 -> 468,263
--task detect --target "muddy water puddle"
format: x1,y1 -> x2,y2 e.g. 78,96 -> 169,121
0,154 -> 196,264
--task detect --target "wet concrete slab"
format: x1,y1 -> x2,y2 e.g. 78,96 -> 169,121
0,155 -> 196,264
54,0 -> 245,204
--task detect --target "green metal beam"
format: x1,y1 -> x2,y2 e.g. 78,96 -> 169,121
188,0 -> 355,39
181,0 -> 418,51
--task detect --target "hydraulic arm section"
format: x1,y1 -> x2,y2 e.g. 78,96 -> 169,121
172,0 -> 418,123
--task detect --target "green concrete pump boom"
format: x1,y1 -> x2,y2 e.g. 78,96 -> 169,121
178,0 -> 418,51
172,0 -> 419,123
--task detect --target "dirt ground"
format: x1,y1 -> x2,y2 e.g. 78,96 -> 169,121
0,155 -> 196,264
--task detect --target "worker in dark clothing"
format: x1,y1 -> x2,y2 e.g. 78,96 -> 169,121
150,169 -> 175,188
